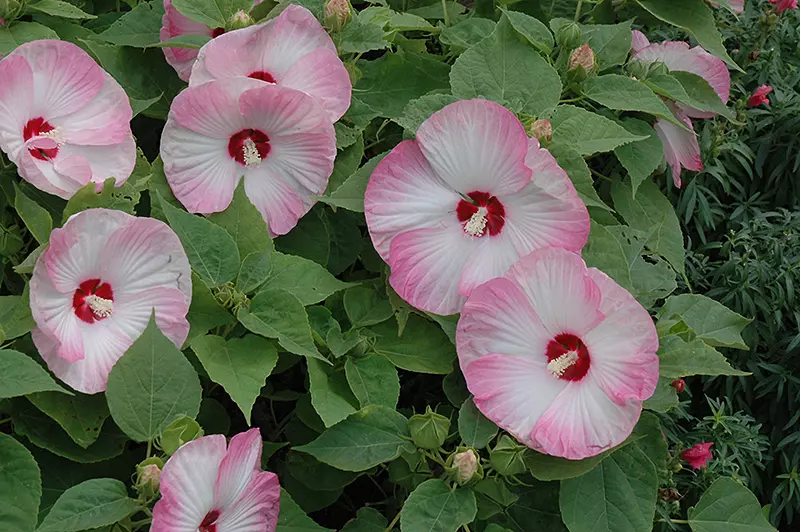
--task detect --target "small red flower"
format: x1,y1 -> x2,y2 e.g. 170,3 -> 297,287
671,379 -> 686,393
748,85 -> 773,108
681,442 -> 714,469
769,0 -> 797,13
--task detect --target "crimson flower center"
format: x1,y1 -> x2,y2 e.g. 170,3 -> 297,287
211,27 -> 225,38
545,334 -> 590,381
248,71 -> 277,83
199,509 -> 220,532
23,117 -> 59,161
72,279 -> 114,324
228,129 -> 270,167
456,191 -> 505,237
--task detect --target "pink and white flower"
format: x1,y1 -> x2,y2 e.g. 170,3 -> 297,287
190,5 -> 352,122
30,209 -> 192,394
631,31 -> 731,187
152,428 -> 281,532
160,78 -> 335,235
364,99 -> 589,316
456,247 -> 659,459
769,0 -> 798,14
0,40 -> 136,199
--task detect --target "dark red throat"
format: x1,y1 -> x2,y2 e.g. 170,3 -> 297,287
228,128 -> 271,166
23,117 -> 58,161
199,510 -> 220,532
249,71 -> 277,83
72,279 -> 114,324
456,191 -> 506,236
545,333 -> 590,381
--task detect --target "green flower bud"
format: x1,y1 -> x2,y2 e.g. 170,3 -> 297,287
489,435 -> 527,476
556,22 -> 582,51
227,9 -> 254,31
158,415 -> 204,455
0,0 -> 21,23
408,406 -> 450,449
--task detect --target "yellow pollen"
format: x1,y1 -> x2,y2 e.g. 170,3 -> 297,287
547,350 -> 579,378
85,294 -> 113,318
463,207 -> 488,237
242,138 -> 262,166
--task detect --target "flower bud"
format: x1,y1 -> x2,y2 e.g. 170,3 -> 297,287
408,406 -> 450,450
748,84 -> 773,107
489,435 -> 526,476
529,119 -> 552,142
568,44 -> 595,75
680,442 -> 713,469
135,457 -> 164,499
556,22 -> 582,50
158,415 -> 204,455
0,0 -> 20,24
324,0 -> 353,33
671,379 -> 686,393
228,9 -> 254,30
451,449 -> 479,484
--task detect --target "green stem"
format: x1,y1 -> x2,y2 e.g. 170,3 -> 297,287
574,0 -> 584,21
146,439 -> 153,459
441,0 -> 450,26
385,511 -> 401,532
0,418 -> 11,425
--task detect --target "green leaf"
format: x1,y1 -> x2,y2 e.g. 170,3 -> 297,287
400,479 -> 477,532
369,315 -> 456,374
295,405 -> 416,471
341,508 -> 388,532
0,22 -> 59,55
614,119 -> 664,195
356,52 -> 450,119
344,286 -> 394,329
14,184 -> 52,245
643,378 -> 679,413
0,289 -> 36,343
0,350 -> 69,399
238,289 -> 326,361
547,143 -> 609,211
191,334 -> 278,423
37,479 -> 138,532
27,0 -> 96,19
318,152 -> 389,212
559,443 -> 658,532
580,21 -> 632,70
611,179 -> 685,275
93,0 -> 161,46
286,452 -> 360,492
345,355 -> 400,409
237,251 -> 273,294
27,392 -> 108,449
0,433 -> 41,532
633,0 -> 741,71
502,9 -> 553,54
150,33 -> 211,49
657,335 -> 748,378
551,105 -> 648,156
657,294 -> 751,349
259,252 -> 353,305
276,489 -> 333,532
171,0 -> 248,27
439,18 -> 495,51
329,136 -> 365,192
208,181 -> 273,259
157,191 -> 241,287
339,17 -> 389,54
644,73 -> 733,120
525,451 -> 606,482
105,316 -> 202,442
450,14 -> 561,116
688,477 -> 776,532
395,93 -> 459,134
185,273 -> 235,346
583,75 -> 676,122
307,358 -> 359,428
458,398 -> 498,449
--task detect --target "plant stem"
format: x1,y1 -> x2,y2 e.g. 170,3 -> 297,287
146,439 -> 153,459
442,0 -> 450,26
0,418 -> 11,425
385,511 -> 401,532
574,0 -> 584,21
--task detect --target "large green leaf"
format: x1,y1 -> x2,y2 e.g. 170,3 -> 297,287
369,315 -> 456,374
0,290 -> 36,343
645,73 -> 733,120
633,0 -> 741,71
394,93 -> 459,134
208,181 -> 273,259
14,184 -> 52,245
583,75 -> 676,123
439,18 -> 496,51
276,489 -> 333,532
295,405 -> 415,471
27,0 -> 95,19
503,9 -> 553,54
92,0 -> 162,46
171,0 -> 249,27
688,478 -> 776,532
458,398 -> 498,449
191,334 -> 278,423
318,152 -> 389,213
657,335 -> 748,378
345,355 -> 400,409
400,479 -> 477,532
27,392 -> 108,449
37,479 -> 138,532
560,443 -> 658,532
657,294 -> 751,349
450,14 -> 560,116
339,16 -> 389,54
341,508 -> 388,532
0,350 -> 70,399
0,22 -> 59,55
237,289 -> 326,361
0,433 -> 41,532
259,252 -> 353,305
105,317 -> 202,442
307,358 -> 359,428
344,286 -> 394,329
614,119 -> 664,195
551,105 -> 647,156
580,21 -> 632,70
547,143 -> 609,211
185,273 -> 235,346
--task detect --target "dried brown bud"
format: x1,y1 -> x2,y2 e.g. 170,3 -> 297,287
529,119 -> 552,142
324,0 -> 353,32
568,44 -> 595,74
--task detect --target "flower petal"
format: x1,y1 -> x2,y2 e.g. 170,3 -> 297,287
364,140 -> 459,260
531,378 -> 642,459
57,135 -> 138,188
654,110 -> 702,188
506,248 -> 604,338
215,472 -> 280,532
214,429 -> 262,509
457,234 -> 521,297
167,78 -> 254,138
189,24 -> 261,85
152,434 -> 228,532
160,0 -> 213,81
465,353 -> 566,449
415,99 -> 532,196
631,30 -> 650,54
0,54 -> 33,157
111,287 -> 190,348
280,48 -> 352,122
242,165 -> 306,237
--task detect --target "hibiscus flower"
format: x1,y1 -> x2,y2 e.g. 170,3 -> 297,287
30,209 -> 192,394
631,31 -> 731,187
152,428 -> 281,532
0,40 -> 136,199
364,99 -> 589,316
160,78 -> 335,235
190,5 -> 351,122
457,247 -> 659,459
748,84 -> 773,107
